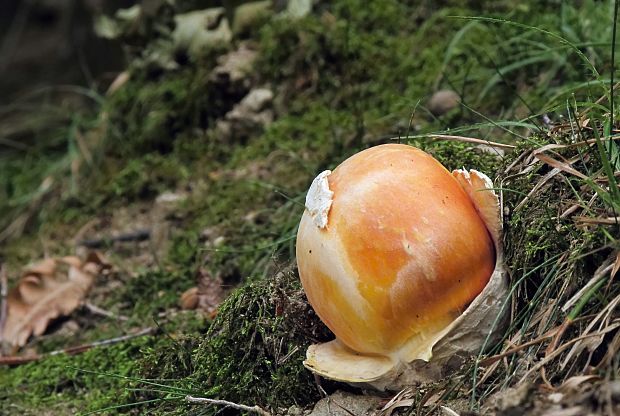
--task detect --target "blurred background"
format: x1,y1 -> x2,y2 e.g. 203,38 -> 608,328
0,0 -> 132,103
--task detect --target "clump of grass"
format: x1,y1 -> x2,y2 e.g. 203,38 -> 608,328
0,88 -> 103,243
103,68 -> 213,157
467,120 -> 619,411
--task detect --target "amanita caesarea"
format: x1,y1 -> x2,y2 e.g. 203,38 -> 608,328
296,144 -> 508,390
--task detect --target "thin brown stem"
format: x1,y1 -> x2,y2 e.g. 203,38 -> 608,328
185,395 -> 271,415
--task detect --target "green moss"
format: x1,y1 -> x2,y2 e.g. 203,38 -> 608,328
127,269 -> 335,415
502,137 -> 609,284
256,0 -> 596,133
104,67 -> 215,157
0,336 -> 152,415
0,308 -> 208,415
113,269 -> 196,321
185,268 -> 333,411
106,153 -> 190,201
409,138 -> 504,173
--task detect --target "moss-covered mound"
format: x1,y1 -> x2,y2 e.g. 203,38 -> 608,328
191,268 -> 332,410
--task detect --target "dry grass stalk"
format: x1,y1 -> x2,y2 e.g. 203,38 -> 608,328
0,265 -> 7,347
423,133 -> 516,149
185,395 -> 271,415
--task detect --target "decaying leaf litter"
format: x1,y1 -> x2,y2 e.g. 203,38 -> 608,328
0,252 -> 108,350
1,0 -> 620,414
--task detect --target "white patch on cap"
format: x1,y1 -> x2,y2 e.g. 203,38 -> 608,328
305,170 -> 334,229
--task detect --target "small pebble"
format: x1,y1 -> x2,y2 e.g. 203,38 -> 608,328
428,89 -> 460,116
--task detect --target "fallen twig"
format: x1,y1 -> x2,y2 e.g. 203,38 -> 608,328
518,322 -> 620,385
0,264 -> 7,344
83,302 -> 129,321
478,329 -> 557,367
77,229 -> 151,248
409,134 -> 517,150
574,216 -> 620,225
0,327 -> 156,365
185,395 -> 271,415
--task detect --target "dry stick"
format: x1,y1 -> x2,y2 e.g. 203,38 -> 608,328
83,302 -> 129,322
77,229 -> 151,249
574,216 -> 620,225
478,330 -> 558,367
0,327 -> 155,365
185,395 -> 270,416
518,322 -> 620,385
0,265 -> 7,344
478,313 -> 597,368
411,134 -> 517,150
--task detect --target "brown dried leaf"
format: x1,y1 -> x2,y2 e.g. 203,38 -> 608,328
559,375 -> 599,393
1,252 -> 107,347
180,268 -> 228,315
534,153 -> 588,180
180,287 -> 199,310
380,388 -> 414,416
198,270 -> 229,314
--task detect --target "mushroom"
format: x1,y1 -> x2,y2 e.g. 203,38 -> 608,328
296,144 -> 508,390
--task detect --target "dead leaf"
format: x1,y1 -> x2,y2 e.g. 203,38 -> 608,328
440,406 -> 460,416
534,153 -> 588,180
380,388 -> 414,416
173,8 -> 232,60
180,268 -> 228,315
180,287 -> 199,310
559,375 -> 600,393
1,252 -> 107,348
210,43 -> 258,86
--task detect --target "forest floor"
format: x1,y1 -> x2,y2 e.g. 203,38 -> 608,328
1,1 -> 619,415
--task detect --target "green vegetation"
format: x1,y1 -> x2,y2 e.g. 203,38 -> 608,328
1,0 -> 620,414
144,270 -> 334,413
1,336 -> 153,415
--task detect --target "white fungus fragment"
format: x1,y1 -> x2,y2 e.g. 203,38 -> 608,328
454,168 -> 495,196
305,170 -> 334,229
470,169 -> 495,193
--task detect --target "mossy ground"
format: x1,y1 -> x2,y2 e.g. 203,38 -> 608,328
1,0 -> 619,414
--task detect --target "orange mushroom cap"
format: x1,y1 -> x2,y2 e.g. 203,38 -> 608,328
296,144 -> 498,380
